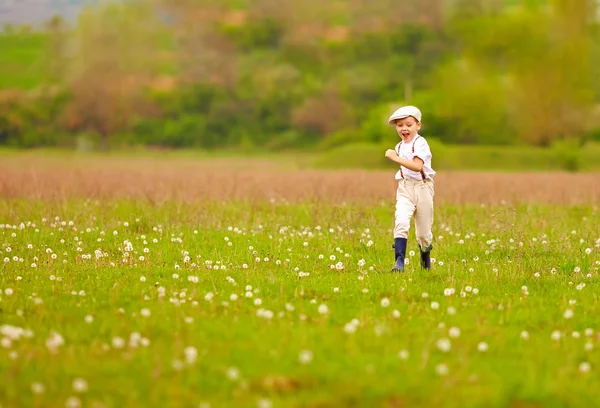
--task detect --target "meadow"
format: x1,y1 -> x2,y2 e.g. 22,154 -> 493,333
1,155 -> 600,408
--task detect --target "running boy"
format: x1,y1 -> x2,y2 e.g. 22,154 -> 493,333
384,106 -> 436,272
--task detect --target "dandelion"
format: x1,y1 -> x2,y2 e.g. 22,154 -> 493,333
435,363 -> 449,376
520,331 -> 530,340
184,346 -> 198,364
477,342 -> 489,352
226,367 -> 240,381
112,337 -> 125,349
551,331 -> 561,341
579,362 -> 591,373
65,396 -> 81,408
141,308 -> 151,318
449,327 -> 461,338
318,304 -> 329,315
585,328 -> 594,337
84,315 -> 93,324
436,338 -> 451,352
72,378 -> 88,393
397,350 -> 409,360
430,301 -> 439,310
564,309 -> 574,319
204,292 -> 214,302
585,248 -> 592,255
380,298 -> 390,308
447,306 -> 456,315
299,350 -> 313,364
31,382 -> 45,394
4,288 -> 13,296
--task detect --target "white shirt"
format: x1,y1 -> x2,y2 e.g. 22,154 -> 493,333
394,135 -> 436,181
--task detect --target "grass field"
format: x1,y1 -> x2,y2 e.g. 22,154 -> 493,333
1,156 -> 600,407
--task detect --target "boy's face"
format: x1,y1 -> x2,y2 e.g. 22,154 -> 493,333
395,116 -> 421,140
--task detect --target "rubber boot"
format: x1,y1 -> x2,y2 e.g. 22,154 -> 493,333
419,244 -> 432,270
392,238 -> 407,272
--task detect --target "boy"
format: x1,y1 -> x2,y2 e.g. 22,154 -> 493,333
384,105 -> 436,272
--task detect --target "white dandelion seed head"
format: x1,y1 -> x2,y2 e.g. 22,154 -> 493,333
72,378 -> 88,393
436,338 -> 451,352
579,362 -> 591,373
448,327 -> 461,338
299,349 -> 313,364
435,363 -> 449,376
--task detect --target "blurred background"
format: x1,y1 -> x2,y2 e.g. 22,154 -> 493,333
1,0 -> 600,171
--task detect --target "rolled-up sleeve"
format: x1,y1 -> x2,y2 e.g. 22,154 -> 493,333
413,138 -> 432,162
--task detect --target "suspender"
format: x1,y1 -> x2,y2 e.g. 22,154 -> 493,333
396,136 -> 427,182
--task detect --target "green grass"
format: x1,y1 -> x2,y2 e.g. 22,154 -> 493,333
1,200 -> 599,407
314,141 -> 600,172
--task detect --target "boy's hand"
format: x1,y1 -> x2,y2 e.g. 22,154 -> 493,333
385,149 -> 398,160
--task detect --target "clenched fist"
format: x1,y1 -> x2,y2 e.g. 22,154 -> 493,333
385,149 -> 398,160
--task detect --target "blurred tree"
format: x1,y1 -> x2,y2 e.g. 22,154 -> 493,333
59,1 -> 164,151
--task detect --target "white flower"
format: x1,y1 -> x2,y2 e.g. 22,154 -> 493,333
551,331 -> 561,341
226,367 -> 240,380
436,338 -> 451,352
184,346 -> 198,364
435,363 -> 449,376
520,331 -> 530,340
65,396 -> 81,408
318,304 -> 329,315
111,337 -> 125,349
1,337 -> 12,348
472,288 -> 479,295
380,298 -> 390,308
443,288 -> 454,296
585,328 -> 594,337
31,382 -> 45,394
477,342 -> 488,352
141,308 -> 151,318
585,248 -> 592,255
72,378 -> 88,393
392,310 -> 401,318
230,294 -> 238,301
579,362 -> 591,373
45,332 -> 65,353
254,298 -> 262,306
564,309 -> 574,319
397,350 -> 409,360
204,292 -> 214,302
449,327 -> 461,338
357,258 -> 366,267
140,276 -> 146,282
84,315 -> 93,324
299,350 -> 313,364
430,301 -> 439,310
4,288 -> 13,296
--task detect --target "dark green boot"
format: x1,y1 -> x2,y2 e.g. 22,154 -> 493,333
419,244 -> 432,270
392,238 -> 407,272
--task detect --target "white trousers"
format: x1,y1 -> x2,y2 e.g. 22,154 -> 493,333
394,178 -> 434,250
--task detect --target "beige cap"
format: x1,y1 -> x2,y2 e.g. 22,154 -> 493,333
388,106 -> 422,125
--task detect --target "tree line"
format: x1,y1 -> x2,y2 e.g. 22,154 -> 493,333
1,0 -> 599,151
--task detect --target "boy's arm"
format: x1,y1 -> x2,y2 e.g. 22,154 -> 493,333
385,149 -> 424,171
